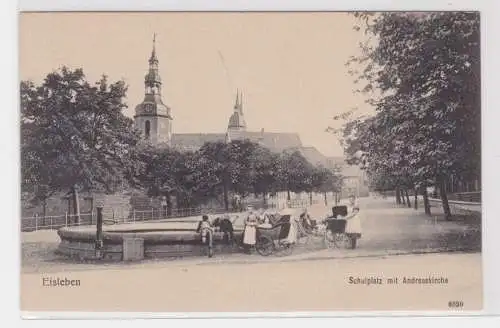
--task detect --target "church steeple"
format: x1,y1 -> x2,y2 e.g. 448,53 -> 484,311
228,89 -> 246,131
145,33 -> 161,95
134,33 -> 173,146
239,91 -> 243,114
149,33 -> 158,65
234,88 -> 240,109
233,89 -> 244,114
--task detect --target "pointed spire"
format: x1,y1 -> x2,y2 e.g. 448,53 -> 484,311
149,32 -> 158,63
234,88 -> 240,109
236,90 -> 243,114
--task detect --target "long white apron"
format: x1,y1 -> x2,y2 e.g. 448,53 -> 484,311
285,220 -> 298,244
243,225 -> 256,245
345,206 -> 363,234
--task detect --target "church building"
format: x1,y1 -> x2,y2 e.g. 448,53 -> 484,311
134,36 -> 305,153
133,36 -> 368,197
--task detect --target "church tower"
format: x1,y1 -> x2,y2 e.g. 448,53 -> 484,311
227,89 -> 247,141
134,34 -> 173,146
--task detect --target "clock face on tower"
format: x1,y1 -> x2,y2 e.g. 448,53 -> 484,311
144,104 -> 154,114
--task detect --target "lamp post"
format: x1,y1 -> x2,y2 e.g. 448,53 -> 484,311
95,203 -> 104,259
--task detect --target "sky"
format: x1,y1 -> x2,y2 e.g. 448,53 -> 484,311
19,12 -> 374,157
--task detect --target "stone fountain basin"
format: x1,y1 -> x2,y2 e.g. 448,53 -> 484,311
56,218 -> 244,261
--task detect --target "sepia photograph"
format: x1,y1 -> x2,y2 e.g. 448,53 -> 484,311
19,11 -> 482,314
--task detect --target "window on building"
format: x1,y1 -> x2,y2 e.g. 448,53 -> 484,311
145,120 -> 151,139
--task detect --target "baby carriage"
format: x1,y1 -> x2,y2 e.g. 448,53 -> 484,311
255,214 -> 295,256
323,205 -> 352,248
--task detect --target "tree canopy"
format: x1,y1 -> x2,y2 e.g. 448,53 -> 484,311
331,12 -> 480,218
21,67 -> 141,203
133,140 -> 343,210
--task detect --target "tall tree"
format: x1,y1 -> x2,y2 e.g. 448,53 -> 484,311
21,67 -> 140,223
334,12 -> 480,219
250,146 -> 279,207
275,150 -> 315,201
197,141 -> 229,209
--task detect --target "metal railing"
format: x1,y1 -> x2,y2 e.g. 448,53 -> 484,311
21,212 -> 95,232
427,198 -> 481,216
21,198 -> 322,232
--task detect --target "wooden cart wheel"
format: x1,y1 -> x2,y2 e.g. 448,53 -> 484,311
255,235 -> 275,256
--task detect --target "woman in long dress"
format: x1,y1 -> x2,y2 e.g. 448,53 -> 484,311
243,210 -> 258,253
279,208 -> 298,245
345,195 -> 363,249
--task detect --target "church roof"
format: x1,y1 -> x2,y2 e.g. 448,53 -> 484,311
171,133 -> 227,149
244,131 -> 303,152
171,131 -> 303,153
169,131 -> 359,174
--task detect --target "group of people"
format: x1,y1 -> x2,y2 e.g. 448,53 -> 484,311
241,206 -> 299,253
196,194 -> 363,256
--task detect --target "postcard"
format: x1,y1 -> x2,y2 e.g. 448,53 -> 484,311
19,11 -> 483,314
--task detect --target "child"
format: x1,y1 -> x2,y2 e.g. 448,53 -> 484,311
196,215 -> 214,257
344,195 -> 362,249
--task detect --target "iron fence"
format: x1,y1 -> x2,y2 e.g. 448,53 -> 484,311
21,198 -> 320,232
21,212 -> 95,232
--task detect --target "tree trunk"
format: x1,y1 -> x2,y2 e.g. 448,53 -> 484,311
422,186 -> 431,216
71,185 -> 80,225
439,179 -> 452,220
400,188 -> 406,205
42,198 -> 47,227
396,187 -> 402,204
262,192 -> 267,208
324,192 -> 327,206
413,189 -> 418,210
223,184 -> 229,211
405,190 -> 411,208
309,192 -> 313,205
287,190 -> 291,201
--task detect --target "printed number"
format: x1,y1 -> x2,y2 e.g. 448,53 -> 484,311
448,301 -> 464,308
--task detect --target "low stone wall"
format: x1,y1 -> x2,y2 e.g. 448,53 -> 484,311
56,239 -> 123,261
145,241 -> 241,258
